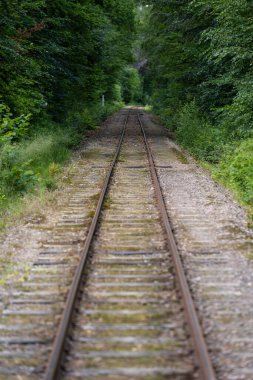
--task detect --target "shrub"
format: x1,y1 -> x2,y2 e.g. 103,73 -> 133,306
215,139 -> 253,205
66,102 -> 123,133
0,145 -> 37,195
93,101 -> 124,122
0,102 -> 31,143
175,101 -> 224,162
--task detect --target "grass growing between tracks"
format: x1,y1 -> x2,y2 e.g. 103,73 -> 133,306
0,102 -> 123,233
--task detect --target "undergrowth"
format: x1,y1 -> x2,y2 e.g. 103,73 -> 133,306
213,139 -> 253,215
0,101 -> 123,229
154,100 -> 253,222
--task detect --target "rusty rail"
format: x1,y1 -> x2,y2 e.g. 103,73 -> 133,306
45,109 -> 216,380
137,113 -> 216,380
44,111 -> 129,380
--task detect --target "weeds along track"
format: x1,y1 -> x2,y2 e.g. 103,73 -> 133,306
0,110 -> 216,380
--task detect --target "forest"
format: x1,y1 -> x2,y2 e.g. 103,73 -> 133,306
0,0 -> 141,219
1,0 -> 253,220
142,0 -> 253,213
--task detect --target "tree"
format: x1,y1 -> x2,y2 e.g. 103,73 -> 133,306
0,0 -> 136,119
142,0 -> 253,137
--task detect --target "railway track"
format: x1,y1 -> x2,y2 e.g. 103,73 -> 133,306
42,110 -> 216,380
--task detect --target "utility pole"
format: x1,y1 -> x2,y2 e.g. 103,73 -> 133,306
102,95 -> 105,107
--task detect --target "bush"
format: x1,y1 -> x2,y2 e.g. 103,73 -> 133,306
0,102 -> 31,143
219,80 -> 253,139
94,101 -> 124,122
0,144 -> 37,196
67,108 -> 96,133
66,102 -> 124,133
215,139 -> 253,205
175,101 -> 224,162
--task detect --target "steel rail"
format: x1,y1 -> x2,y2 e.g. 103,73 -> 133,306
45,111 -> 130,380
137,113 -> 217,380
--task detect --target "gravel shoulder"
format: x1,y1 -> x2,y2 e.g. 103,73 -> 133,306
142,111 -> 253,380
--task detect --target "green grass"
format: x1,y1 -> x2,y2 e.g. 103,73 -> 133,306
0,125 -> 77,232
0,101 -> 123,231
212,139 -> 253,223
20,127 -> 77,185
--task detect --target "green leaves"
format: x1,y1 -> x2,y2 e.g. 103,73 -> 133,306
121,67 -> 143,104
0,144 -> 37,195
0,103 -> 31,144
0,0 -> 135,118
215,139 -> 253,205
176,100 -> 224,162
143,0 -> 253,137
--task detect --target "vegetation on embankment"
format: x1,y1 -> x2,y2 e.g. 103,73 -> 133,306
0,0 -> 138,223
0,101 -> 123,229
141,1 -> 253,219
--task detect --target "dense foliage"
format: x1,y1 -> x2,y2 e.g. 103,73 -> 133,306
142,0 -> 253,209
0,0 -> 136,210
0,0 -> 135,117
